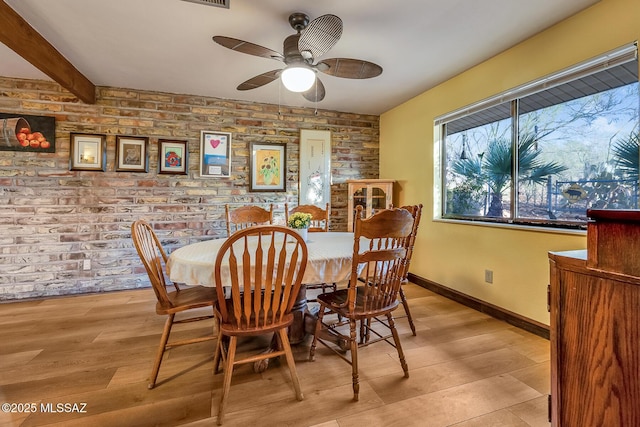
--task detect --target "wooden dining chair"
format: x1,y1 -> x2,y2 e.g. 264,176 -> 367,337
212,225 -> 308,425
131,220 -> 217,389
391,204 -> 423,335
225,204 -> 273,237
285,202 -> 335,299
359,204 -> 423,341
285,203 -> 330,232
309,206 -> 414,401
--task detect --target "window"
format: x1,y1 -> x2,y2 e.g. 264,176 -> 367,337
437,43 -> 639,228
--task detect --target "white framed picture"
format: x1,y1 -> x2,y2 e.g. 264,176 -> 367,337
200,131 -> 231,178
299,129 -> 331,206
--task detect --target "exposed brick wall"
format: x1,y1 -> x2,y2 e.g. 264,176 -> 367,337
0,77 -> 379,300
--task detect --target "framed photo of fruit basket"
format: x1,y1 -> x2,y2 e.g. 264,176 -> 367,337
0,113 -> 55,153
158,139 -> 188,175
200,131 -> 231,178
69,133 -> 106,171
249,141 -> 286,192
116,135 -> 149,172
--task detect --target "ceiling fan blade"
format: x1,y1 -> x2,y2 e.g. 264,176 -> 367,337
318,58 -> 383,79
302,78 -> 326,102
298,14 -> 343,59
213,36 -> 284,61
237,69 -> 282,91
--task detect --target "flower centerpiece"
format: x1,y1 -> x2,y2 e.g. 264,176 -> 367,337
287,212 -> 312,242
287,212 -> 312,229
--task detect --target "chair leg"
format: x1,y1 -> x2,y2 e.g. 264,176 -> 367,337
349,319 -> 359,401
216,336 -> 237,426
309,303 -> 326,362
399,286 -> 417,336
213,334 -> 222,375
148,314 -> 174,389
387,313 -> 409,378
277,329 -> 304,401
359,317 -> 373,344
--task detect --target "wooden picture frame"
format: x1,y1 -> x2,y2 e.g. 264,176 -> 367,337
250,142 -> 286,192
116,135 -> 149,172
69,132 -> 106,171
299,129 -> 331,206
158,139 -> 188,175
200,131 -> 231,177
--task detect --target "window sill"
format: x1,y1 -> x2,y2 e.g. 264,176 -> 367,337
435,216 -> 587,236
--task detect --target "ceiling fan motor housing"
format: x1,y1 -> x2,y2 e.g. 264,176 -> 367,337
288,13 -> 310,32
283,34 -> 308,66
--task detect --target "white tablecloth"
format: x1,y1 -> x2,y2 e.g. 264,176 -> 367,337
167,232 -> 356,286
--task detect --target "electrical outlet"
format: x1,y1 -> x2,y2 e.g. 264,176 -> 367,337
484,269 -> 493,284
83,259 -> 91,271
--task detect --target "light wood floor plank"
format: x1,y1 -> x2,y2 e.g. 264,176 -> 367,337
0,283 -> 550,426
368,347 -> 541,404
336,374 -> 542,427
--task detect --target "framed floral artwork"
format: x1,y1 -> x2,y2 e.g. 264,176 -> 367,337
116,135 -> 149,172
200,131 -> 231,177
69,133 -> 106,171
158,139 -> 188,175
250,142 -> 286,192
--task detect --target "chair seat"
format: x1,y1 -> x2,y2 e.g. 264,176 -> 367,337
157,285 -> 217,315
316,288 -> 399,320
217,306 -> 294,336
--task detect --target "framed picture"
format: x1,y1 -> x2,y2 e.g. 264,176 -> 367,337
200,131 -> 231,177
158,139 -> 188,175
1,113 -> 56,153
299,129 -> 331,206
116,135 -> 149,172
69,133 -> 106,171
250,142 -> 287,192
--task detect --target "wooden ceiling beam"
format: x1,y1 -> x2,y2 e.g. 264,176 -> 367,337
0,0 -> 96,104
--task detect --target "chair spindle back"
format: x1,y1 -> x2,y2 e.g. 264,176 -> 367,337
225,204 -> 274,237
349,206 -> 414,313
214,225 -> 308,330
131,220 -> 174,308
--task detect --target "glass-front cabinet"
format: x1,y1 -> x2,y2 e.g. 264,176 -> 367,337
347,179 -> 395,231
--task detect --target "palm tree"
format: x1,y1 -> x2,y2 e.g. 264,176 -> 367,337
451,133 -> 567,217
612,131 -> 639,179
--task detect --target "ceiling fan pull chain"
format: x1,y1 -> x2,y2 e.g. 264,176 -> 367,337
278,79 -> 282,117
314,82 -> 318,116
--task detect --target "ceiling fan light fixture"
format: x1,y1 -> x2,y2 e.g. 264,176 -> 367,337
281,66 -> 315,92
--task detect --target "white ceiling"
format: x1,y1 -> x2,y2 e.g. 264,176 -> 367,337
1,0 -> 599,115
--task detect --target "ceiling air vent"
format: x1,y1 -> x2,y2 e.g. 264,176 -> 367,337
180,0 -> 229,9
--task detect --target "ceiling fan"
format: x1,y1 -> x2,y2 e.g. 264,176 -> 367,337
212,12 -> 383,102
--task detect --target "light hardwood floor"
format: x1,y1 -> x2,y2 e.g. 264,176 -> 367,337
0,283 -> 550,427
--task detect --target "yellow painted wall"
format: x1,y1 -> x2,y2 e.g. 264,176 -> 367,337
380,0 -> 640,325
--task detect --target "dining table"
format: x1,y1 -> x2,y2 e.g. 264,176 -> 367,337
166,231 -> 358,345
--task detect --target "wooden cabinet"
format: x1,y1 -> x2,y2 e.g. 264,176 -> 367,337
347,179 -> 395,232
548,209 -> 640,427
